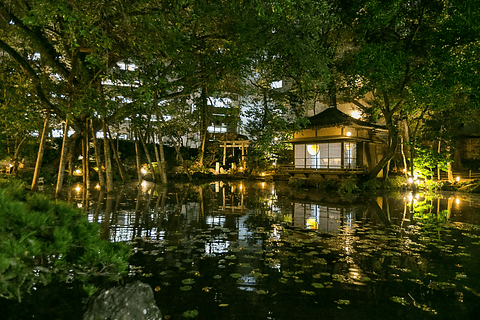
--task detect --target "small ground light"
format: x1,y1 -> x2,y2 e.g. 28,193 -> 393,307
456,198 -> 461,205
141,168 -> 147,175
261,172 -> 265,176
75,185 -> 82,192
456,176 -> 460,182
346,131 -> 352,136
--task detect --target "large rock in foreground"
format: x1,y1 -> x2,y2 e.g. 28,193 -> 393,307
84,281 -> 161,320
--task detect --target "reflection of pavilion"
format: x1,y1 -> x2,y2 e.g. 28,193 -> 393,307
212,181 -> 247,214
293,202 -> 357,233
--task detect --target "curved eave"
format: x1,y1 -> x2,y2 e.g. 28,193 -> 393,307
288,136 -> 374,144
308,122 -> 387,132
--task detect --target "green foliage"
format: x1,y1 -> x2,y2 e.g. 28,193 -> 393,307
288,178 -> 325,189
382,176 -> 407,190
338,177 -> 360,198
360,178 -> 382,193
0,180 -> 130,302
412,144 -> 449,181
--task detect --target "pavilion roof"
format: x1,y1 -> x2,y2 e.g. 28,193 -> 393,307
307,107 -> 386,130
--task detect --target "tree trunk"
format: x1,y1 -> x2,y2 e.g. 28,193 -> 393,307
368,110 -> 398,180
134,132 -> 143,184
55,118 -> 70,196
31,112 -> 50,191
137,129 -> 157,182
12,136 -> 27,175
91,119 -> 105,189
400,136 -> 408,179
437,139 -> 441,180
84,119 -> 91,190
102,118 -> 114,192
107,127 -> 126,183
447,146 -> 454,182
174,138 -> 192,181
198,86 -> 209,167
156,114 -> 168,184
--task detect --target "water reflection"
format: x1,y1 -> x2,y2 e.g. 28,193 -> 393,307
54,181 -> 480,320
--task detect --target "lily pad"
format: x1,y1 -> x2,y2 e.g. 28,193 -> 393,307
180,285 -> 192,291
182,309 -> 199,318
182,278 -> 195,285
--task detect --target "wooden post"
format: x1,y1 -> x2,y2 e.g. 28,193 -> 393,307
223,143 -> 227,166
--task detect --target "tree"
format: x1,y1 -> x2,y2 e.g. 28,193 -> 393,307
0,57 -> 44,174
336,0 -> 480,179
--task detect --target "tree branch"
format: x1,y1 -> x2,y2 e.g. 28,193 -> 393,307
0,38 -> 56,112
0,3 -> 71,78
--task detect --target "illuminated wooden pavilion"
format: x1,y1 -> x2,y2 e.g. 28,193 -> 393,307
287,107 -> 388,177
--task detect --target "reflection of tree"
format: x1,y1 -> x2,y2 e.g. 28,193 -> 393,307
408,192 -> 449,225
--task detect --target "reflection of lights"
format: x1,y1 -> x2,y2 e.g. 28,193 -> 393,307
306,218 -> 318,230
456,176 -> 460,182
77,203 -> 83,208
408,178 -> 413,184
346,131 -> 352,137
307,144 -> 319,155
273,162 -> 277,166
141,180 -> 147,187
408,194 -> 413,202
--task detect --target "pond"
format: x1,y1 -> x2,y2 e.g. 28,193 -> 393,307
3,180 -> 480,319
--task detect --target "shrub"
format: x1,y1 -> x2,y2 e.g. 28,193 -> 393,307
338,177 -> 360,198
0,181 -> 130,302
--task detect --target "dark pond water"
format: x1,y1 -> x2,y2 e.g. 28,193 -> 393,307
4,180 -> 480,319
